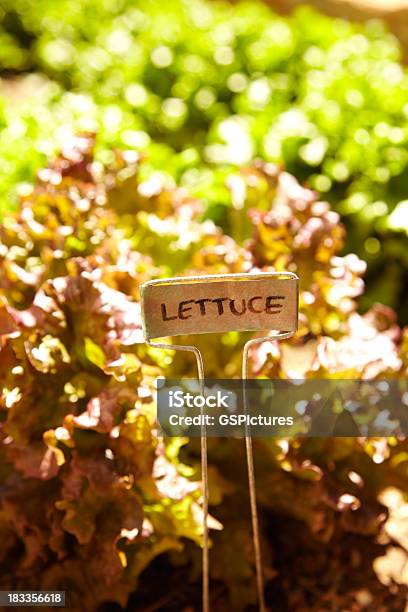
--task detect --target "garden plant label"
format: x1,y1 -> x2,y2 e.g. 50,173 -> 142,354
141,272 -> 298,339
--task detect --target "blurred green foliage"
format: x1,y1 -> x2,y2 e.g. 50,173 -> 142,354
0,0 -> 408,318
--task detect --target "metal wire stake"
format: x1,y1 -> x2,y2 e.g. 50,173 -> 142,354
242,331 -> 295,612
147,340 -> 209,612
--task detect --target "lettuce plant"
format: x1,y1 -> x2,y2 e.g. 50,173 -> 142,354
0,136 -> 407,609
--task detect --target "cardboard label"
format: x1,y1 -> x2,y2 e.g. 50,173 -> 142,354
141,273 -> 298,339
